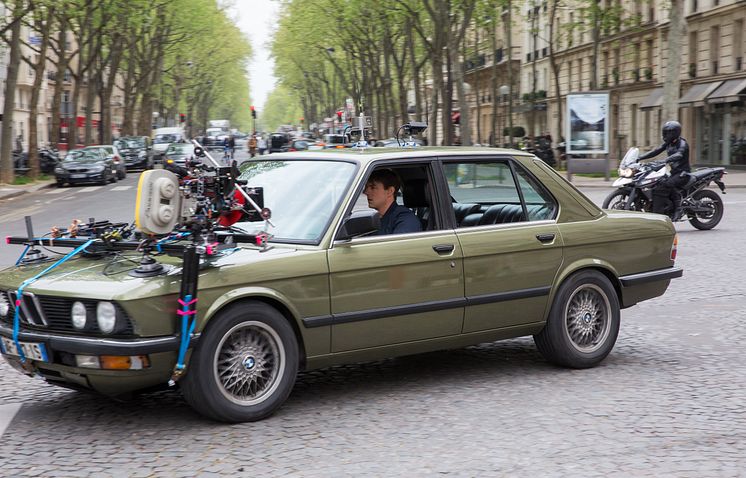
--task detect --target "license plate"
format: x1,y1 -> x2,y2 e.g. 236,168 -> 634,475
0,336 -> 49,362
70,174 -> 87,179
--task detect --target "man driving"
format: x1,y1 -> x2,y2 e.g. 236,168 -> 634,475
364,169 -> 422,235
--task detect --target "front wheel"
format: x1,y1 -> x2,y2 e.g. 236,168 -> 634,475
688,189 -> 724,230
602,190 -> 630,210
534,270 -> 620,368
180,301 -> 299,423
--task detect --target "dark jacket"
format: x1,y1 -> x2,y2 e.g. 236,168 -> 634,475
639,138 -> 690,175
377,202 -> 422,235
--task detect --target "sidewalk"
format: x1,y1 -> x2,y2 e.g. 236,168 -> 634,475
0,178 -> 56,201
567,168 -> 746,188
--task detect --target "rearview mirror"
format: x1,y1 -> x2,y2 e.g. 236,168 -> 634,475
336,210 -> 380,241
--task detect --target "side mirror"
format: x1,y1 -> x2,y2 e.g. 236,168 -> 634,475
336,210 -> 380,241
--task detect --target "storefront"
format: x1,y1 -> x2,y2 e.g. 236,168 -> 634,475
685,78 -> 746,167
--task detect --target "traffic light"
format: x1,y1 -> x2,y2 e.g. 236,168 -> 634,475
179,113 -> 185,123
336,111 -> 342,122
250,105 -> 256,119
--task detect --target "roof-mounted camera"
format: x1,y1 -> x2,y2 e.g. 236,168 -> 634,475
395,121 -> 428,147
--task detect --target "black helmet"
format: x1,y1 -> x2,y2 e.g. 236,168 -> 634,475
662,121 -> 682,144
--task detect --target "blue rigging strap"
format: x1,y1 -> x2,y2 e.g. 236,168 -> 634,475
12,239 -> 96,362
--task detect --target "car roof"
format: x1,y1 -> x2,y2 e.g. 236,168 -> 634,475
258,146 -> 534,166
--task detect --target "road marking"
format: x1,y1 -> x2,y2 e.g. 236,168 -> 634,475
46,188 -> 67,194
111,186 -> 133,191
77,186 -> 104,193
0,403 -> 22,438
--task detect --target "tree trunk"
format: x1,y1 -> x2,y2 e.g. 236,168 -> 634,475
490,22 -> 498,146
0,0 -> 24,183
504,2 -> 515,147
474,27 -> 481,145
590,0 -> 601,90
27,5 -> 55,179
662,0 -> 685,122
548,0 -> 563,146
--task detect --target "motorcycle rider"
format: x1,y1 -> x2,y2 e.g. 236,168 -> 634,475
638,121 -> 690,217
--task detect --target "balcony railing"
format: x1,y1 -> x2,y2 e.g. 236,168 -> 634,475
689,63 -> 697,78
737,57 -> 743,71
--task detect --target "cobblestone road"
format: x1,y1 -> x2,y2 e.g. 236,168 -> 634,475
1,189 -> 745,477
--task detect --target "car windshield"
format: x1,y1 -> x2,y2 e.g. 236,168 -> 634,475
115,138 -> 145,149
155,134 -> 177,144
166,144 -> 194,155
236,160 -> 356,243
64,150 -> 100,163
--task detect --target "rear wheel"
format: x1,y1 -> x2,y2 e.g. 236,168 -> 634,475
181,301 -> 299,423
534,270 -> 620,368
688,189 -> 723,230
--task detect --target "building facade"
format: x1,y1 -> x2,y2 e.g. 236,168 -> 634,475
464,0 -> 746,167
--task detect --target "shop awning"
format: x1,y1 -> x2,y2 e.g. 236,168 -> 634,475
679,81 -> 723,107
639,88 -> 663,110
706,78 -> 746,104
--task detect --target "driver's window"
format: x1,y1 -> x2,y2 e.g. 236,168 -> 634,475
353,165 -> 437,234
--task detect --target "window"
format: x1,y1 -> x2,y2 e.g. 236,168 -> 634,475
733,20 -> 743,71
444,160 -> 556,228
689,31 -> 698,78
711,26 -> 720,74
353,164 -> 439,233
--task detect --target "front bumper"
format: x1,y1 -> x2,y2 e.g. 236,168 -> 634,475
0,322 -> 199,355
56,172 -> 107,184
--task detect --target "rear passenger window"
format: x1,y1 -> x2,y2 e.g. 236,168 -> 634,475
444,160 -> 557,227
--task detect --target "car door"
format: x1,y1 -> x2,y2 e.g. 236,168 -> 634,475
443,157 -> 563,333
327,161 -> 465,353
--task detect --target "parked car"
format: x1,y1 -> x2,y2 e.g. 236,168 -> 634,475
0,148 -> 682,423
84,145 -> 126,180
114,136 -> 154,170
53,148 -> 117,186
162,142 -> 196,168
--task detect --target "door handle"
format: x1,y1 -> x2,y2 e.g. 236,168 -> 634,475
536,233 -> 555,243
432,244 -> 455,254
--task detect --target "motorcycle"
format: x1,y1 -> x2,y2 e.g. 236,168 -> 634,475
11,147 -> 59,175
602,147 -> 727,230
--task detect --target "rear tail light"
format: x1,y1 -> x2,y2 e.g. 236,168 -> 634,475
670,234 -> 678,261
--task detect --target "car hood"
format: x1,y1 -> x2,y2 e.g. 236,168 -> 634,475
0,245 -> 307,301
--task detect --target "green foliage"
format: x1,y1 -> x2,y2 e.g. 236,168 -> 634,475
261,85 -> 303,133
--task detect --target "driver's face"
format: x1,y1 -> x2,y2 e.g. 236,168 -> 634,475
364,180 -> 394,212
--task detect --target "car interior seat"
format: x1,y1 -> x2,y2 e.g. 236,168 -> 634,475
402,178 -> 432,230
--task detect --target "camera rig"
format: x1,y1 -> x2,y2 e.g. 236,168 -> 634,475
6,140 -> 273,382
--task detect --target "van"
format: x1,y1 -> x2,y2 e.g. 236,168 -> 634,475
153,127 -> 187,162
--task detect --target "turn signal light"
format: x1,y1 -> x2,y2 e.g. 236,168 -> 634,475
335,145 -> 345,149
75,354 -> 150,370
670,234 -> 678,261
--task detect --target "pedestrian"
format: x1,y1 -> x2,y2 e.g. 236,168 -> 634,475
257,135 -> 267,155
248,134 -> 257,158
227,134 -> 236,159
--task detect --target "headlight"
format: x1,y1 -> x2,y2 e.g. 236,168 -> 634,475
89,165 -> 105,172
618,168 -> 634,178
96,301 -> 117,334
0,292 -> 9,317
138,151 -> 146,158
54,167 -> 65,174
71,301 -> 87,330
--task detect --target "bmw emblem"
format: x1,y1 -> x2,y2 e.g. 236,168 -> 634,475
583,313 -> 592,323
243,356 -> 256,370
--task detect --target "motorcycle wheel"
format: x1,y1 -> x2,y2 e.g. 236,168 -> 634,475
602,190 -> 631,210
688,189 -> 723,230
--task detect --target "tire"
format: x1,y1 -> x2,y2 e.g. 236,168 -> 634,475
534,270 -> 620,369
180,301 -> 299,423
602,190 -> 630,210
688,189 -> 723,230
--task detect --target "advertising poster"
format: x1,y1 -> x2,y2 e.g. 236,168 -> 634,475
566,92 -> 610,154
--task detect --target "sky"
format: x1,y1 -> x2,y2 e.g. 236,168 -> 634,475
229,0 -> 280,111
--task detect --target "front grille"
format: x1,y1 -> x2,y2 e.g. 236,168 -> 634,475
1,290 -> 135,337
67,168 -> 89,173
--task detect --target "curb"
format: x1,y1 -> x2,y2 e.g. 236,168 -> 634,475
0,181 -> 56,201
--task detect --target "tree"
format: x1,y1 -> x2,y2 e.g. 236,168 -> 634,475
0,0 -> 28,184
662,0 -> 685,122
